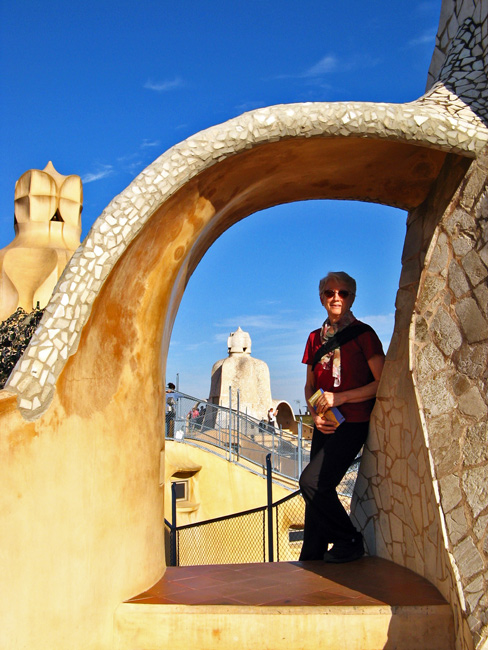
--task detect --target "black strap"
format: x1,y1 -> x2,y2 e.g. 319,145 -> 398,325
311,322 -> 373,370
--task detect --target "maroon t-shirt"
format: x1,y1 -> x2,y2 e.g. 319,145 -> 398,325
302,320 -> 384,422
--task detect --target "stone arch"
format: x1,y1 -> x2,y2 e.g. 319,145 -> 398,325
5,100 -> 485,418
273,400 -> 298,435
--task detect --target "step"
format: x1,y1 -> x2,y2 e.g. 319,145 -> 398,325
114,557 -> 454,650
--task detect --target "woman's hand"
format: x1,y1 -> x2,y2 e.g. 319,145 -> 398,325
305,365 -> 339,435
316,390 -> 343,411
312,410 -> 338,435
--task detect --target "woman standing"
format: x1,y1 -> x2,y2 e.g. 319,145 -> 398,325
267,407 -> 278,432
299,271 -> 385,563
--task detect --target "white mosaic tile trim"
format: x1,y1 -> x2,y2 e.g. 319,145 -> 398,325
4,95 -> 488,419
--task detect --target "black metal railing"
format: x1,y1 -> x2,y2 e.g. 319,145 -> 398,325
166,391 -> 311,484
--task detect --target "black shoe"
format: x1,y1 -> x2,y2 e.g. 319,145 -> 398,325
323,535 -> 364,564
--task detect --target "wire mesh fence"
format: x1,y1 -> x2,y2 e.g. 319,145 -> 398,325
172,507 -> 268,566
274,491 -> 306,562
165,391 -> 361,566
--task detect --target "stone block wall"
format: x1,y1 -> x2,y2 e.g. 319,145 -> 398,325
414,151 -> 488,648
353,152 -> 488,650
427,0 -> 488,99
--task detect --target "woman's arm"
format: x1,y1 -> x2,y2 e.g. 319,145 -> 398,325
318,354 -> 385,410
305,365 -> 338,434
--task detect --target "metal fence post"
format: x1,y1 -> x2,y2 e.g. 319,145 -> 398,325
171,482 -> 177,566
228,386 -> 232,461
236,389 -> 240,460
298,417 -> 303,478
217,403 -> 221,447
271,427 -> 275,474
266,453 -> 274,562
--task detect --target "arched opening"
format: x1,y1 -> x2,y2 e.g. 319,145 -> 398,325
45,134 -> 466,580
163,196 -> 407,540
52,135 -> 456,423
166,198 -> 407,404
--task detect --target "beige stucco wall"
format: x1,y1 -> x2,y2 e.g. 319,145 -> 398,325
164,441 -> 293,565
165,440 -> 290,525
0,387 -> 164,650
209,354 -> 273,421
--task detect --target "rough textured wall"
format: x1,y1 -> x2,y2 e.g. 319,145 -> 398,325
427,0 -> 488,99
210,355 -> 273,421
352,154 -> 476,650
352,4 -> 488,648
0,162 -> 82,321
413,151 -> 488,649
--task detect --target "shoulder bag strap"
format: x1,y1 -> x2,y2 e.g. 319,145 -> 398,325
311,322 -> 373,370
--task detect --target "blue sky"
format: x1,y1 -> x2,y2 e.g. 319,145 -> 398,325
0,1 -> 441,408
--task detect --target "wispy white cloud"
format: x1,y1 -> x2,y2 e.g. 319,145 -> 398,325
215,313 -> 301,332
234,100 -> 269,113
141,138 -> 160,148
259,298 -> 283,307
81,164 -> 114,184
126,160 -> 145,174
115,152 -> 143,175
273,54 -> 338,81
303,55 -> 338,77
144,77 -> 184,92
116,139 -> 162,175
273,52 -> 379,84
117,152 -> 139,164
84,138 -> 159,185
216,310 -> 394,340
408,28 -> 437,47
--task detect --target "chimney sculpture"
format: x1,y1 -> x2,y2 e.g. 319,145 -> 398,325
0,162 -> 82,321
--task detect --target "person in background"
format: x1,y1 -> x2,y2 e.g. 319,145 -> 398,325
165,382 -> 176,438
267,407 -> 278,432
299,271 -> 385,563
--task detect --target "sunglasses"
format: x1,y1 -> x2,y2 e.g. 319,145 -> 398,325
322,289 -> 353,299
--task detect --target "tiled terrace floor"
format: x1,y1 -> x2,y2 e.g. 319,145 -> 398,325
117,558 -> 454,650
127,557 -> 448,607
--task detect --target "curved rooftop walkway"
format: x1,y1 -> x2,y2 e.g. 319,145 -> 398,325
115,557 -> 453,650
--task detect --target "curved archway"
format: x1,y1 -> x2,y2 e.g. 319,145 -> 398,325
6,100 -> 481,417
51,136 -> 453,413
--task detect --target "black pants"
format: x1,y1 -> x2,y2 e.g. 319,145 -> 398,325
299,420 -> 369,561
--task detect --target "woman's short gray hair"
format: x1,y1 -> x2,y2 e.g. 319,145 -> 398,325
319,272 -> 356,296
